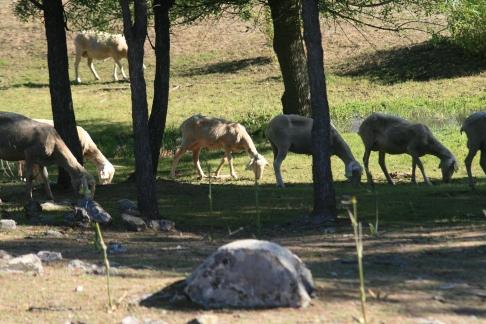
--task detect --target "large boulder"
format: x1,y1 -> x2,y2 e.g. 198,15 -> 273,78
184,239 -> 314,309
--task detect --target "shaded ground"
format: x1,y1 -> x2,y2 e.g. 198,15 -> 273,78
335,40 -> 486,84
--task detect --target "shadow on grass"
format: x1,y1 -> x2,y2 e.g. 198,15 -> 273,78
336,40 -> 486,84
178,56 -> 272,77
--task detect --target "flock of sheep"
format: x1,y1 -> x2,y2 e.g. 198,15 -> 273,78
1,30 -> 485,203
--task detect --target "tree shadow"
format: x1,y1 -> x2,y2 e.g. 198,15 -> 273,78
335,40 -> 486,84
178,56 -> 272,77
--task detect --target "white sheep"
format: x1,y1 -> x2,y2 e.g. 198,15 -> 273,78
265,114 -> 363,188
74,31 -> 128,83
461,111 -> 486,188
170,114 -> 268,180
358,113 -> 458,185
18,119 -> 115,185
0,112 -> 96,200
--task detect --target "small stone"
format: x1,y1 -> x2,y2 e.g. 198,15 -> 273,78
0,250 -> 12,260
40,201 -> 71,212
187,314 -> 219,324
68,259 -> 99,273
121,214 -> 147,232
37,251 -> 63,262
45,229 -> 64,238
149,219 -> 175,232
108,242 -> 127,254
76,198 -> 111,224
64,207 -> 91,228
74,285 -> 84,292
118,199 -> 138,212
0,219 -> 16,231
0,254 -> 43,274
121,316 -> 140,324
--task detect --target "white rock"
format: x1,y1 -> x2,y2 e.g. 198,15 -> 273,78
37,251 -> 63,262
0,254 -> 43,274
185,239 -> 314,309
45,229 -> 64,238
149,219 -> 175,231
75,285 -> 84,292
121,214 -> 147,232
121,316 -> 141,324
0,219 -> 16,231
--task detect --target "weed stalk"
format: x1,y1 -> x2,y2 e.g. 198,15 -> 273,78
94,222 -> 113,309
346,196 -> 367,324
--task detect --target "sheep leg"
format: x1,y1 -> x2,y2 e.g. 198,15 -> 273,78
464,148 -> 477,188
192,148 -> 205,179
39,166 -> 54,201
227,152 -> 238,179
214,156 -> 227,177
378,151 -> 394,185
23,161 -> 35,201
170,147 -> 187,178
411,159 -> 417,184
112,63 -> 119,81
479,149 -> 486,176
119,62 -> 128,80
414,157 -> 431,185
273,149 -> 288,188
74,54 -> 82,83
87,58 -> 101,80
363,149 -> 374,185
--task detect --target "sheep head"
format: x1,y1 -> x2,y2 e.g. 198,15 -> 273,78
345,160 -> 363,186
246,154 -> 268,180
439,157 -> 458,183
96,162 -> 115,185
72,172 -> 96,198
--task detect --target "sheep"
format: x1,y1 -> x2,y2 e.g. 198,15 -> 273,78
265,114 -> 363,188
74,31 -> 128,84
358,113 -> 458,185
18,119 -> 115,185
461,111 -> 486,188
170,114 -> 268,180
0,112 -> 96,200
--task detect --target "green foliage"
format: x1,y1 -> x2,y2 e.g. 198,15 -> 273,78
446,0 -> 486,56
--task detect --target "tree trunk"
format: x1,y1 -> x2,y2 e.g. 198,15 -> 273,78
120,0 -> 160,220
268,0 -> 311,117
43,0 -> 83,188
149,0 -> 173,175
302,0 -> 336,221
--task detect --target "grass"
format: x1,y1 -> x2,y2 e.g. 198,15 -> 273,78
0,2 -> 486,323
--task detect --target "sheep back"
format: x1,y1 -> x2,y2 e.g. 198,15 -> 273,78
74,31 -> 127,60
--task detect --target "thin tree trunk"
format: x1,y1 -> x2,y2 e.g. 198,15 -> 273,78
120,0 -> 160,220
302,0 -> 336,221
149,0 -> 173,175
43,0 -> 83,188
268,0 -> 311,117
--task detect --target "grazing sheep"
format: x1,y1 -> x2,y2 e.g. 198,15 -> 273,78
18,119 -> 115,185
170,114 -> 268,180
74,31 -> 128,83
0,112 -> 96,200
265,114 -> 363,188
461,111 -> 486,188
358,113 -> 458,185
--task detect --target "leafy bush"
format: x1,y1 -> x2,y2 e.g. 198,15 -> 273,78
446,0 -> 486,56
